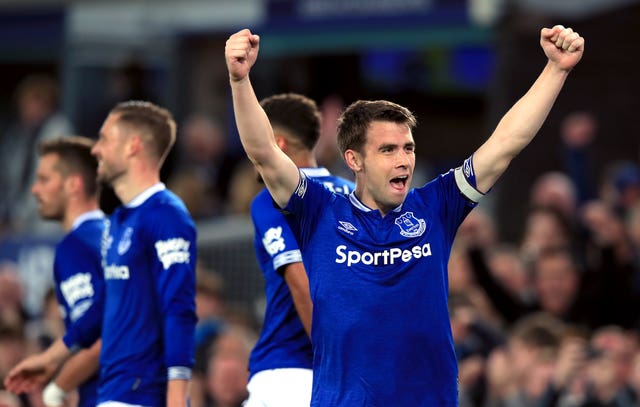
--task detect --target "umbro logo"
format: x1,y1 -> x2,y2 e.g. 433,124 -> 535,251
338,221 -> 358,235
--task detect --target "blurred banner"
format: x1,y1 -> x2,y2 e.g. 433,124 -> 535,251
0,234 -> 58,317
267,0 -> 467,21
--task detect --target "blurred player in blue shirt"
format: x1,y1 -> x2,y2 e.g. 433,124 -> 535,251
246,93 -> 353,407
226,25 -> 585,406
5,136 -> 105,407
91,101 -> 197,407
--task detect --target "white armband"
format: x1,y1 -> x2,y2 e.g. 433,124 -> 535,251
42,382 -> 67,407
168,366 -> 192,381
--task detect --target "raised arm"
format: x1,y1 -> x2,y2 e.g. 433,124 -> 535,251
473,25 -> 585,192
225,29 -> 299,208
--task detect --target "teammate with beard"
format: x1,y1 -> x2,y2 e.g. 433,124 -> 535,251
90,101 -> 197,407
5,136 -> 105,407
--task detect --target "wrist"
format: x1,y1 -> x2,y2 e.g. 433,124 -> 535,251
42,382 -> 67,407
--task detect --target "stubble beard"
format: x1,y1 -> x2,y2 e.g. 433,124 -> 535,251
97,166 -> 124,187
38,202 -> 64,222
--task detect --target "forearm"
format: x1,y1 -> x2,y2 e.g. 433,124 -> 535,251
474,61 -> 570,191
43,338 -> 74,368
52,340 -> 100,392
284,263 -> 313,337
4,338 -> 72,394
499,61 -> 568,146
230,77 -> 299,207
230,77 -> 279,167
167,379 -> 189,407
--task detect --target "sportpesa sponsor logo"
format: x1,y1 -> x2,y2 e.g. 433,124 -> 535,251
335,243 -> 432,266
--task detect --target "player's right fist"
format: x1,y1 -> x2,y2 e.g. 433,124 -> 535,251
225,29 -> 260,82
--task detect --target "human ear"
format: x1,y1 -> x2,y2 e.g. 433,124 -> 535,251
344,150 -> 362,172
64,174 -> 82,195
274,134 -> 287,151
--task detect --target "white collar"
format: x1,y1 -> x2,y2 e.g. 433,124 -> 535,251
300,167 -> 331,177
71,209 -> 105,231
348,192 -> 403,213
125,183 -> 166,208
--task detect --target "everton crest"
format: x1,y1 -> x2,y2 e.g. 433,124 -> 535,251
117,227 -> 134,255
394,212 -> 426,238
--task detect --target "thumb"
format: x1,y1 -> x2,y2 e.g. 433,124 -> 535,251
250,34 -> 260,46
542,25 -> 564,42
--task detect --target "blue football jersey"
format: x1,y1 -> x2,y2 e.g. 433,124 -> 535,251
249,167 -> 354,378
284,166 -> 479,407
54,210 -> 106,407
98,184 -> 197,406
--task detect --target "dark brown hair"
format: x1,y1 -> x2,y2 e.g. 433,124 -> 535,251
337,100 -> 416,155
38,136 -> 98,197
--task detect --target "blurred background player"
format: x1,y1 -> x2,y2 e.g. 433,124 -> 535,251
4,136 -> 106,407
245,93 -> 354,407
91,101 -> 197,407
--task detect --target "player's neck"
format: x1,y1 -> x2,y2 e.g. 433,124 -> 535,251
291,151 -> 318,169
113,161 -> 161,205
63,199 -> 100,232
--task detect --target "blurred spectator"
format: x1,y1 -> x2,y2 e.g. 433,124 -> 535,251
612,162 -> 640,216
0,390 -> 21,407
0,318 -> 28,392
584,326 -> 638,406
628,348 -> 640,402
580,200 -> 634,266
560,111 -> 598,205
0,266 -> 28,329
535,325 -> 590,407
456,205 -> 499,250
314,94 -> 352,180
578,201 -> 639,329
77,59 -> 158,145
541,326 -> 639,407
486,243 -> 535,305
520,205 -> 574,264
201,325 -> 257,407
194,266 -> 228,376
448,242 -> 502,326
598,161 -> 640,219
24,288 -> 63,353
0,74 -> 73,235
533,247 -> 584,324
168,113 -> 241,218
485,312 -> 564,407
470,244 -> 615,330
225,160 -> 262,216
626,202 -> 640,274
530,172 -> 578,222
450,293 -> 505,407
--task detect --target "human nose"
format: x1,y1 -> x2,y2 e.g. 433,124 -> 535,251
395,150 -> 411,168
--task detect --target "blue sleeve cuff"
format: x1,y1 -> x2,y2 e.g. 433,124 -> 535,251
61,332 -> 80,353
